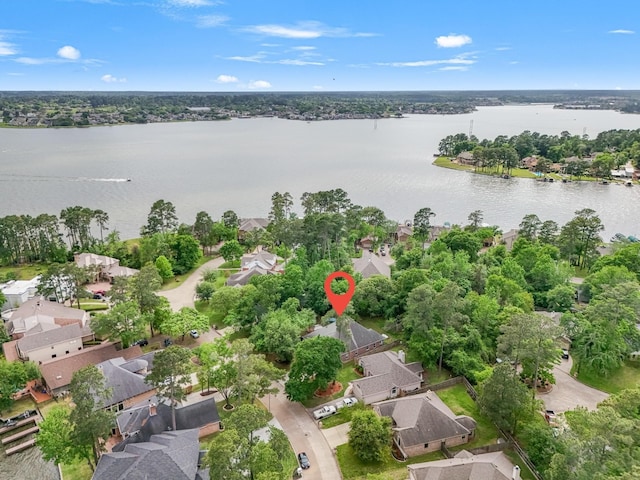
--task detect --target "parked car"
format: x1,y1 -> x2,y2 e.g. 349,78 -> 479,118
561,349 -> 569,360
297,452 -> 310,469
342,397 -> 358,407
190,329 -> 200,339
313,405 -> 337,420
133,339 -> 149,347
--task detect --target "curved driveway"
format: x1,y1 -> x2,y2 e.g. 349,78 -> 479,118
536,355 -> 609,412
159,256 -> 225,310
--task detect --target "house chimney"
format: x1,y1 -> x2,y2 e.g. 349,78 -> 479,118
149,403 -> 157,416
512,465 -> 521,480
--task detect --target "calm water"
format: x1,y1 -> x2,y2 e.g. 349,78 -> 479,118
1,104 -> 640,240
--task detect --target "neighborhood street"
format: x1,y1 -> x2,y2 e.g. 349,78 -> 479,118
260,383 -> 342,480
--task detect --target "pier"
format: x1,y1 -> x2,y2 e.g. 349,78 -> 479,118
5,438 -> 37,455
2,425 -> 40,445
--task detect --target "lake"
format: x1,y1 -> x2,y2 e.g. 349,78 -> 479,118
0,103 -> 639,477
1,104 -> 640,241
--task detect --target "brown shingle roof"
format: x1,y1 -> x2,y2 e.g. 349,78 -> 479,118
40,343 -> 142,391
408,450 -> 514,480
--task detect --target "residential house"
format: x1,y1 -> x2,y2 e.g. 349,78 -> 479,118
303,319 -> 387,362
408,450 -> 521,480
226,267 -> 278,287
2,297 -> 94,363
352,252 -> 391,279
92,429 -> 209,480
520,156 -> 538,170
357,235 -> 375,251
428,225 -> 451,242
75,253 -> 139,283
237,218 -> 269,239
455,151 -> 475,166
96,356 -> 157,412
4,296 -> 89,340
113,396 -> 221,448
501,229 -> 519,251
374,391 -> 476,458
39,343 -> 143,396
395,224 -> 413,243
1,276 -> 41,311
240,249 -> 281,272
350,350 -> 423,404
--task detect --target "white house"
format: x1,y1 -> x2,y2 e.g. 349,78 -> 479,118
1,276 -> 41,311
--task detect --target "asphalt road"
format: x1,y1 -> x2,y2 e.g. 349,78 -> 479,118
260,383 -> 342,480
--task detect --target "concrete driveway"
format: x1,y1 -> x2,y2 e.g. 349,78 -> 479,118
536,355 -> 609,413
260,383 -> 342,480
159,256 -> 225,310
322,423 -> 350,450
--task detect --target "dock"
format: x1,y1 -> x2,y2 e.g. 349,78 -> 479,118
0,416 -> 38,435
2,425 -> 40,445
5,438 -> 36,455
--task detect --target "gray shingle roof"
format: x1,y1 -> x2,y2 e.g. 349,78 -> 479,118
351,351 -> 423,397
113,398 -> 220,451
376,395 -> 472,447
96,357 -> 155,407
93,429 -> 203,480
226,266 -> 276,286
408,450 -> 514,480
303,319 -> 386,353
17,323 -> 83,353
352,253 -> 391,278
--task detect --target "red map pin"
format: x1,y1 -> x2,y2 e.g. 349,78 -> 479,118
324,271 -> 356,316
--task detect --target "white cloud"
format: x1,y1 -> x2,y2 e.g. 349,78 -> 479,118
197,15 -> 228,28
244,21 -> 376,39
439,66 -> 469,71
292,46 -> 316,51
57,45 -> 81,60
248,80 -> 271,89
608,29 -> 634,34
169,0 -> 215,6
15,57 -> 47,65
276,59 -> 324,66
260,43 -> 280,47
7,72 -> 24,76
509,61 -> 519,65
377,55 -> 476,68
0,41 -> 17,56
435,34 -> 472,48
216,74 -> 238,83
313,85 -> 324,90
101,74 -> 126,83
226,54 -> 266,63
495,46 -> 511,51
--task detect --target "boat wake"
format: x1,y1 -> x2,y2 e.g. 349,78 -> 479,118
1,174 -> 131,182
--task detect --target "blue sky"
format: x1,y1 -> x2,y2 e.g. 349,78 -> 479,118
1,0 -> 639,91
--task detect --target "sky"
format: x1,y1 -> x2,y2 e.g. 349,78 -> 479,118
1,0 -> 639,91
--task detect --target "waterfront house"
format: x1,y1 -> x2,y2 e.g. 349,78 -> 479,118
350,350 -> 423,404
97,356 -> 157,412
226,267 -> 278,287
501,229 -> 519,251
455,151 -> 475,166
395,224 -> 413,243
240,249 -> 281,271
75,253 -> 139,283
92,429 -> 208,480
238,218 -> 269,239
374,391 -> 476,458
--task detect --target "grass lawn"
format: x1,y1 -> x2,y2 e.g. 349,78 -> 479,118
61,461 -> 92,480
503,448 -> 537,480
219,260 -> 240,269
0,397 -> 37,418
302,362 -> 360,409
337,444 -> 445,480
574,360 -> 640,394
436,384 -> 500,449
77,300 -> 109,312
159,255 -> 215,291
321,403 -> 364,429
0,264 -> 47,280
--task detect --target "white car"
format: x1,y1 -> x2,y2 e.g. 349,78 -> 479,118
342,397 -> 358,407
313,405 -> 337,420
190,329 -> 200,338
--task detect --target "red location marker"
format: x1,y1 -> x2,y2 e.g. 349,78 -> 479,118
324,271 -> 356,316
